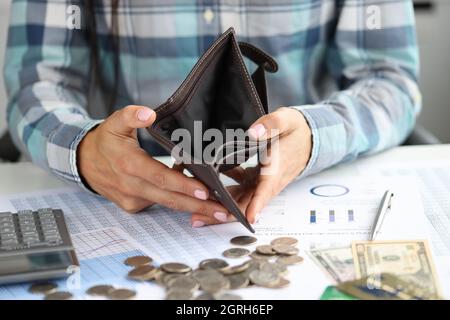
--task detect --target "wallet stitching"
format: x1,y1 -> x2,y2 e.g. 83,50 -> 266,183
239,42 -> 278,72
230,38 -> 266,116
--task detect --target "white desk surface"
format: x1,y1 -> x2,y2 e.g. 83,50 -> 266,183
1,144 -> 449,195
1,144 -> 449,299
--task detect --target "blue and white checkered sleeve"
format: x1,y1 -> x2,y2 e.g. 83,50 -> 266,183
294,0 -> 421,177
3,0 -> 101,189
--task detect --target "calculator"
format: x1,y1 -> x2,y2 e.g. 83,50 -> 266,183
0,208 -> 79,285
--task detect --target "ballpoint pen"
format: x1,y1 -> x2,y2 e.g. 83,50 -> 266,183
370,190 -> 394,240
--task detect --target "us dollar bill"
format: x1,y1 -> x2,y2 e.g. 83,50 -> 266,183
308,246 -> 355,283
352,240 -> 442,299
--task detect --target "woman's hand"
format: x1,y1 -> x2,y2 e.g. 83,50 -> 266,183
78,105 -> 229,222
190,107 -> 312,226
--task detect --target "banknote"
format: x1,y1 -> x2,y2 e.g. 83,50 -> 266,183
352,240 -> 442,299
309,246 -> 355,283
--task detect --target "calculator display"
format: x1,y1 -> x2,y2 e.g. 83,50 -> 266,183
0,209 -> 79,284
0,251 -> 73,275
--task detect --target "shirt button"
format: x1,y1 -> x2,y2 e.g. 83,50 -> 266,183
203,7 -> 214,24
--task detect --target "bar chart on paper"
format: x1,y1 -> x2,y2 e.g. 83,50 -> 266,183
250,177 -> 427,249
309,209 -> 356,224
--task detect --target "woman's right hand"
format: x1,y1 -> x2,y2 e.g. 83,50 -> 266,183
77,105 -> 229,226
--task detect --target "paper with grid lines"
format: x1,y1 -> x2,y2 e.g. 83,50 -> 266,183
0,187 -> 231,266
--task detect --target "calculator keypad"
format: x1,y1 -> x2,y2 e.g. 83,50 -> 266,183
0,209 -> 63,250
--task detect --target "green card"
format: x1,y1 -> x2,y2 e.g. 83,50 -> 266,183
320,286 -> 357,300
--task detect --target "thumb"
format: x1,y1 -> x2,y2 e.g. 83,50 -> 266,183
247,107 -> 300,140
106,105 -> 156,136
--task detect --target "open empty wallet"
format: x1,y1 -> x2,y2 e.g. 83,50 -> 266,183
146,27 -> 278,233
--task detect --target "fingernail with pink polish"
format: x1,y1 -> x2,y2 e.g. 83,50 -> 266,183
248,124 -> 266,139
192,221 -> 205,228
194,189 -> 208,200
214,212 -> 228,222
137,108 -> 154,122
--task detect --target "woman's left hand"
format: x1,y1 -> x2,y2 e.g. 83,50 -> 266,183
190,107 -> 313,226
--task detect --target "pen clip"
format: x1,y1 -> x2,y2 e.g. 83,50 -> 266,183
386,192 -> 394,210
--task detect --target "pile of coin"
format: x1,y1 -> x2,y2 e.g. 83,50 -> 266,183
124,235 -> 303,300
28,282 -> 73,300
27,236 -> 303,300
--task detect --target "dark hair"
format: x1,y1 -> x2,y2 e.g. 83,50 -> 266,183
84,0 -> 120,112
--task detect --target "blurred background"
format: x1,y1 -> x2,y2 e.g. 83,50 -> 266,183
1,0 -> 449,160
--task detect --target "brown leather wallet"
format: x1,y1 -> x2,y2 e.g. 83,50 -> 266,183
146,27 -> 278,233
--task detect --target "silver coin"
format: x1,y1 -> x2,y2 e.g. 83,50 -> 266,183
216,293 -> 243,300
128,265 -> 157,281
230,235 -> 257,246
198,275 -> 230,294
249,270 -> 280,287
260,262 -> 288,276
28,282 -> 58,295
256,245 -> 276,255
226,274 -> 249,289
266,277 -> 290,289
44,291 -> 73,300
124,255 -> 152,267
86,285 -> 115,296
196,292 -> 216,300
167,275 -> 199,292
241,259 -> 264,277
221,262 -> 250,275
199,258 -> 229,271
250,251 -> 272,260
161,262 -> 192,274
272,244 -> 299,256
276,255 -> 304,265
270,237 -> 298,246
108,288 -> 136,300
166,288 -> 193,300
192,269 -> 222,282
223,247 -> 250,258
161,273 -> 185,287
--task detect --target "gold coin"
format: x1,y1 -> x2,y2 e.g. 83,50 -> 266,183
270,237 -> 298,246
128,265 -> 157,281
44,291 -> 73,300
161,262 -> 192,274
108,288 -> 136,300
256,245 -> 276,255
230,235 -> 257,246
221,262 -> 250,275
250,251 -> 272,260
272,244 -> 299,256
28,282 -> 58,295
124,255 -> 152,267
86,285 -> 115,296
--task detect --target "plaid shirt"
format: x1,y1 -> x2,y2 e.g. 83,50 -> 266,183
4,0 -> 421,191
